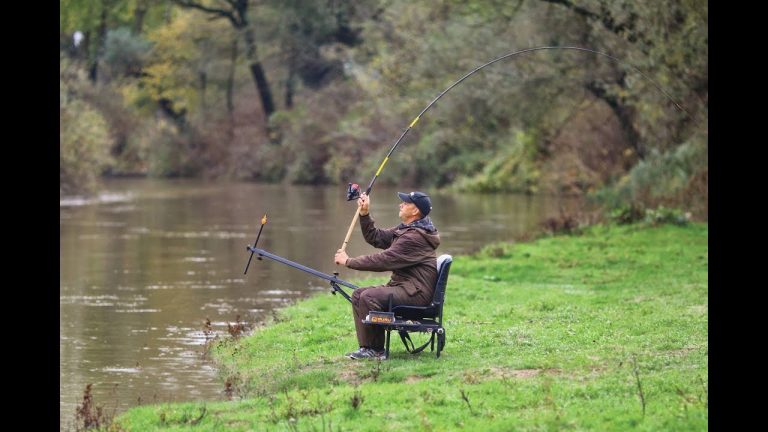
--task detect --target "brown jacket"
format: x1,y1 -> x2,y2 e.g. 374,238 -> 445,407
346,214 -> 441,299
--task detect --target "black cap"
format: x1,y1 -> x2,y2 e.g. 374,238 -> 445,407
397,191 -> 432,217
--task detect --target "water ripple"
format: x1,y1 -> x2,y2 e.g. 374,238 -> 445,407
60,192 -> 134,207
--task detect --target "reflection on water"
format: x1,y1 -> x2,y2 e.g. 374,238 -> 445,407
60,178 -> 582,429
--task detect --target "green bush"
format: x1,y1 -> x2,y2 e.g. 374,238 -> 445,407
454,129 -> 541,193
607,203 -> 646,225
643,206 -> 690,226
146,119 -> 198,177
592,132 -> 707,219
607,203 -> 689,227
103,27 -> 153,78
60,81 -> 114,196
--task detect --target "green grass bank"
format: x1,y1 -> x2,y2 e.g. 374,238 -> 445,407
114,223 -> 708,431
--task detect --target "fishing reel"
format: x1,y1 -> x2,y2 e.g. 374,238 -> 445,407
346,183 -> 361,201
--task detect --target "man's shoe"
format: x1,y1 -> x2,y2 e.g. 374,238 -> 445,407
345,347 -> 366,359
370,348 -> 387,360
349,348 -> 387,360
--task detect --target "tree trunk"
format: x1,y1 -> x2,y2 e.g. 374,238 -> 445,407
249,63 -> 275,119
80,30 -> 92,64
89,6 -> 108,82
284,58 -> 295,109
585,81 -> 644,159
199,71 -> 207,113
226,38 -> 237,115
243,27 -> 275,121
133,1 -> 147,34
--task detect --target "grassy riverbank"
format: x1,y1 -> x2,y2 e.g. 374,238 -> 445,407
114,222 -> 708,431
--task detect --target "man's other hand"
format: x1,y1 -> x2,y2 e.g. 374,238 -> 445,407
335,249 -> 349,266
358,193 -> 370,216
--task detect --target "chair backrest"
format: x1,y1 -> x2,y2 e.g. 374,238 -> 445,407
431,254 -> 452,307
390,254 -> 452,321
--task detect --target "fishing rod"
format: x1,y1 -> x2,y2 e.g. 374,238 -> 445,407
246,246 -> 357,302
338,46 -> 692,252
243,215 -> 357,303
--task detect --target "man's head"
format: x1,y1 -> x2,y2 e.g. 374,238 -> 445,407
397,191 -> 432,222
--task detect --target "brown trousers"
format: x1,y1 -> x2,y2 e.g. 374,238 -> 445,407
351,284 -> 433,350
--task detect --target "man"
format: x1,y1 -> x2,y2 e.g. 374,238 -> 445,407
334,191 -> 440,360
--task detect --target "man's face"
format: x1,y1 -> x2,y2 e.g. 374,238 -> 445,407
398,201 -> 419,221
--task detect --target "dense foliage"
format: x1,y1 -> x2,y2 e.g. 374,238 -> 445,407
60,59 -> 115,195
59,0 -> 707,218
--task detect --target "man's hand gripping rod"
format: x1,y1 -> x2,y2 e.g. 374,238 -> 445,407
338,115 -> 418,252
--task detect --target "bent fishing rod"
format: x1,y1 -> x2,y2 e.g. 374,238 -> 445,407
339,46 -> 692,252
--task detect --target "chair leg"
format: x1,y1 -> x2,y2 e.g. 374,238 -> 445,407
436,330 -> 445,358
385,294 -> 393,359
385,327 -> 391,359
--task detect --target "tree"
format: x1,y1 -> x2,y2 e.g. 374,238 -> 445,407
60,0 -> 170,82
60,70 -> 115,195
173,0 -> 275,124
538,0 -> 708,155
265,0 -> 365,108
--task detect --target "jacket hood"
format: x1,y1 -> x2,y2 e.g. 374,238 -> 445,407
398,216 -> 441,249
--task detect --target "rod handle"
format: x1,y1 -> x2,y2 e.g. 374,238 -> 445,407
340,209 -> 361,253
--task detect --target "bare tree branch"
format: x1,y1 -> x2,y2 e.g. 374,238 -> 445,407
539,0 -> 649,46
172,0 -> 239,27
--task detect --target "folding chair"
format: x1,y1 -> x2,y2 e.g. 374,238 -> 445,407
364,254 -> 452,359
